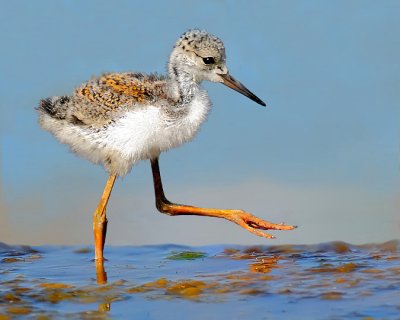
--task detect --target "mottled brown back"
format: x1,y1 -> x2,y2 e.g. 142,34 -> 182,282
38,72 -> 174,128
70,72 -> 170,127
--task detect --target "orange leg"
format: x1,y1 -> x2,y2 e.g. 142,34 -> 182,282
93,174 -> 117,261
150,158 -> 296,239
95,259 -> 107,285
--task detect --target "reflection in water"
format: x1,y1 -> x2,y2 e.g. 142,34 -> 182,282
0,241 -> 399,318
95,259 -> 111,312
249,256 -> 280,273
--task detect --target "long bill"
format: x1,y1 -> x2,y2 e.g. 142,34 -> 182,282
219,73 -> 266,107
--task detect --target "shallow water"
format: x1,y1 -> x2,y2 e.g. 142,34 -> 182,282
1,241 -> 399,319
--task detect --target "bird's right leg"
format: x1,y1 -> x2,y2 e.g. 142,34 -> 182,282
150,157 -> 295,239
93,174 -> 116,262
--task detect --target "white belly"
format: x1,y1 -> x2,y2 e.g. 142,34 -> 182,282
40,89 -> 211,176
98,91 -> 211,174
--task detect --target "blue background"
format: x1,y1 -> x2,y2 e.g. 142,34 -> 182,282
1,0 -> 399,245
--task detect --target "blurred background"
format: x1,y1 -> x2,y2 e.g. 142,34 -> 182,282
1,0 -> 399,246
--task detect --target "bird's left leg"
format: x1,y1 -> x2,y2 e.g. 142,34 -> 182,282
150,157 -> 296,239
93,174 -> 117,262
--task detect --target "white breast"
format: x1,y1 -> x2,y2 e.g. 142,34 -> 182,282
100,88 -> 211,173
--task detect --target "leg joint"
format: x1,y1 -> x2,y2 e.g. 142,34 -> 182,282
155,198 -> 174,216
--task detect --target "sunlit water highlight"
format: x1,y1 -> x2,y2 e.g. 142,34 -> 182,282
1,241 -> 399,319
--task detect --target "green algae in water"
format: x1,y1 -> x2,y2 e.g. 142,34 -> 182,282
166,251 -> 207,260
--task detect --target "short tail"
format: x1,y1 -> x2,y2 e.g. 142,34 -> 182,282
37,96 -> 70,119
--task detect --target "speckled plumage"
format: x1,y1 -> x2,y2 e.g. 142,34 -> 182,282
36,29 -> 295,262
37,29 -> 265,176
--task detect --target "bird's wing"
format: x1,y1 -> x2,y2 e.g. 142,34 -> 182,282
71,72 -> 169,127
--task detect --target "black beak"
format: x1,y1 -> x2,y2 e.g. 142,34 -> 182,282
219,73 -> 266,107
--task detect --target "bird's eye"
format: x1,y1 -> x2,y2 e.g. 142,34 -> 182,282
202,57 -> 215,65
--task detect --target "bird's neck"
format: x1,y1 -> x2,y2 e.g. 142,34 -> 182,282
168,52 -> 201,104
171,71 -> 199,103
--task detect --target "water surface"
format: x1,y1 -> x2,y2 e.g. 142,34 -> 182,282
1,241 -> 399,319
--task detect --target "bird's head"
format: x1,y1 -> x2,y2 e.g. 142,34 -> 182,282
169,29 -> 266,107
